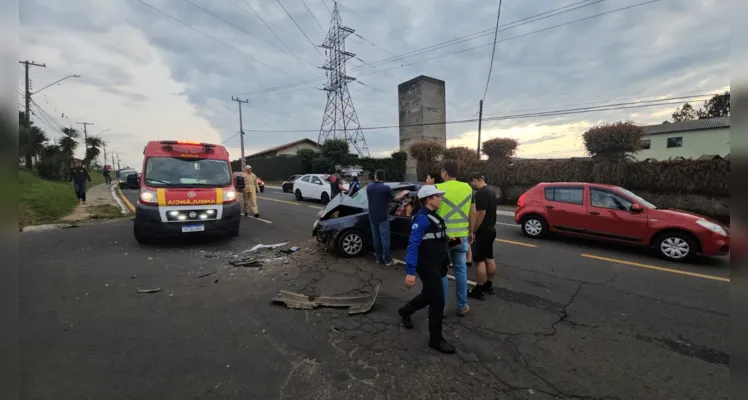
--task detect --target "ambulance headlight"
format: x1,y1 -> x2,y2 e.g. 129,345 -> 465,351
140,188 -> 157,203
223,189 -> 237,201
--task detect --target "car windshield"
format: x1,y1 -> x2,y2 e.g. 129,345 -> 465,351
144,157 -> 231,188
618,187 -> 657,209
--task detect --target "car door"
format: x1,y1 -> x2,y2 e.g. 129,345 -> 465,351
310,176 -> 325,199
543,185 -> 587,234
296,175 -> 312,197
584,187 -> 648,243
389,188 -> 417,248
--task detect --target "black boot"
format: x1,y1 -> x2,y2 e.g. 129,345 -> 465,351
483,281 -> 495,295
398,307 -> 414,329
468,285 -> 485,300
429,337 -> 456,354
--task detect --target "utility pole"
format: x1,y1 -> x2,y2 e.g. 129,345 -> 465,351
76,121 -> 93,166
102,142 -> 107,169
476,100 -> 484,156
19,60 -> 46,169
231,96 -> 249,169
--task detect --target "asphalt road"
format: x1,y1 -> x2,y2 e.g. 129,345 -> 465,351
18,186 -> 729,399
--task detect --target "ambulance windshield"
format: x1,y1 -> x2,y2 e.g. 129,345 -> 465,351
144,157 -> 232,188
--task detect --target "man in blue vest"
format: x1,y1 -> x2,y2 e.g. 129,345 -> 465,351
399,185 -> 455,354
436,159 -> 476,317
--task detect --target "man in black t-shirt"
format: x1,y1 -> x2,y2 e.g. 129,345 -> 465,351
467,172 -> 497,300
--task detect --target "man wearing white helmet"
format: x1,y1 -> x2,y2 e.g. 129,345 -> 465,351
398,185 -> 455,354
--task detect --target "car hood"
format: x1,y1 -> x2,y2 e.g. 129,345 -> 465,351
650,208 -> 723,225
318,194 -> 366,219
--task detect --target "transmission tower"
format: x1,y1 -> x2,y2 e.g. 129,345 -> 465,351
317,1 -> 370,157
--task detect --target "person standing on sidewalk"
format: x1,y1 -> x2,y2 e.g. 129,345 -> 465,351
241,165 -> 261,218
366,169 -> 409,265
436,160 -> 476,317
69,160 -> 92,204
103,168 -> 111,185
398,185 -> 455,354
467,173 -> 498,300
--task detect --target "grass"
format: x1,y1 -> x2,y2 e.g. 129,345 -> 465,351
87,204 -> 124,220
19,169 -> 110,228
19,170 -> 78,228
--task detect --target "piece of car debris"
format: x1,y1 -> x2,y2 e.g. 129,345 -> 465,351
197,271 -> 217,278
137,288 -> 161,294
272,284 -> 380,315
230,259 -> 263,267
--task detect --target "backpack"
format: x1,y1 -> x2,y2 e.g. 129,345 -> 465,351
234,175 -> 246,191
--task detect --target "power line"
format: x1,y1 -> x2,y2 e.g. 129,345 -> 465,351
275,0 -> 324,56
239,94 -> 715,133
319,0 -> 331,15
129,0 -> 307,81
238,0 -> 314,70
301,0 -> 325,31
482,0 -> 503,101
238,0 -> 615,96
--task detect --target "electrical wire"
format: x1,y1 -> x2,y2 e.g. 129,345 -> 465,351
320,0 -> 331,15
239,0 -> 656,97
237,94 -> 714,133
482,0 -> 503,101
222,131 -> 241,144
129,0 -> 307,81
239,0 -> 615,96
275,0 -> 324,56
301,0 -> 325,31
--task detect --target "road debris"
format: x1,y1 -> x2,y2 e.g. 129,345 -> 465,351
243,242 -> 289,253
136,288 -> 161,294
197,271 -> 217,278
229,259 -> 263,267
272,284 -> 380,315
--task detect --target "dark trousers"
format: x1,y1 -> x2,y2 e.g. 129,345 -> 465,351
402,263 -> 445,341
73,181 -> 87,201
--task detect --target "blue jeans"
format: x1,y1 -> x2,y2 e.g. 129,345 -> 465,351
370,220 -> 391,263
442,237 -> 469,310
73,181 -> 87,202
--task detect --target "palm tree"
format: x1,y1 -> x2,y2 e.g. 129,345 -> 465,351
85,136 -> 103,167
59,127 -> 79,162
18,113 -> 49,169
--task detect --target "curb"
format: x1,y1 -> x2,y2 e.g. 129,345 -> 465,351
111,183 -> 131,214
116,185 -> 136,213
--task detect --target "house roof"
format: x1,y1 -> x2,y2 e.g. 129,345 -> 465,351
246,138 -> 318,159
642,116 -> 730,136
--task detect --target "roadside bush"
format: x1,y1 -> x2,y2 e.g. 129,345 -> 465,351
482,137 -> 518,162
582,121 -> 643,161
358,150 -> 407,181
409,139 -> 444,180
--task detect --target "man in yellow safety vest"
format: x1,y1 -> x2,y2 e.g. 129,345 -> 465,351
436,159 -> 476,317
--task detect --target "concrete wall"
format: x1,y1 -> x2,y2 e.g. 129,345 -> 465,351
398,75 -> 446,181
633,127 -> 730,161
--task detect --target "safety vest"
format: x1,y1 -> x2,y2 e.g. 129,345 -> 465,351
436,180 -> 472,238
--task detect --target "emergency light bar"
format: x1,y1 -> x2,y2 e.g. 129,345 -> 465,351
160,140 -> 216,153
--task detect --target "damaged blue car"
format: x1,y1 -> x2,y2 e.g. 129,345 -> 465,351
312,182 -> 422,257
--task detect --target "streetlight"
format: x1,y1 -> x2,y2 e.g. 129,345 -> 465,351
31,74 -> 81,95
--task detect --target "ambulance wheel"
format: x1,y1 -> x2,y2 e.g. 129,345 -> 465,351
321,192 -> 330,205
228,227 -> 239,238
336,229 -> 364,258
134,226 -> 154,244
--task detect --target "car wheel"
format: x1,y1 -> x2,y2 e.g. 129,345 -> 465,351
134,226 -> 154,244
321,192 -> 330,205
655,231 -> 696,262
295,189 -> 303,201
521,215 -> 548,238
336,229 -> 364,257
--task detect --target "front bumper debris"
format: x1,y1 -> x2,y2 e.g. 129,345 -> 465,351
272,284 -> 380,315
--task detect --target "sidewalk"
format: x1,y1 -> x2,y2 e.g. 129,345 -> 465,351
61,183 -> 125,222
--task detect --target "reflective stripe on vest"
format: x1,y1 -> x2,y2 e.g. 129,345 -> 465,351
422,231 -> 444,240
436,180 -> 472,238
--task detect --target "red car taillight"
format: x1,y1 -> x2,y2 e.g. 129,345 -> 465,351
517,193 -> 527,207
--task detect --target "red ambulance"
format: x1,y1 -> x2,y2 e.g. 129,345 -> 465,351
133,140 -> 241,243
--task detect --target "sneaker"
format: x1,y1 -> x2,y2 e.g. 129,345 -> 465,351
398,308 -> 414,329
429,338 -> 456,354
384,260 -> 395,267
482,284 -> 495,295
254,213 -> 259,218
456,305 -> 471,317
468,287 -> 485,300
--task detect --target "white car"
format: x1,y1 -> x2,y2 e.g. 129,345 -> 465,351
293,174 -> 350,204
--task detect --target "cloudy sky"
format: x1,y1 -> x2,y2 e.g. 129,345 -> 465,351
19,0 -> 728,170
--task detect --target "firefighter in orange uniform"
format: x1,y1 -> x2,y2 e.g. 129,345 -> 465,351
242,165 -> 261,218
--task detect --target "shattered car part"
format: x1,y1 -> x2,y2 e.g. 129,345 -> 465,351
230,259 -> 263,267
137,288 -> 161,294
272,284 -> 380,315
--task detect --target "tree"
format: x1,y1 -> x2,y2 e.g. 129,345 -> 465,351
582,121 -> 643,161
671,103 -> 698,122
320,139 -> 349,167
481,137 -> 518,162
408,140 -> 444,180
85,136 -> 103,167
297,148 -> 318,173
58,127 -> 80,163
698,91 -> 730,118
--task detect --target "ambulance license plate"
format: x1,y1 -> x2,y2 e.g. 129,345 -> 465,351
182,224 -> 205,233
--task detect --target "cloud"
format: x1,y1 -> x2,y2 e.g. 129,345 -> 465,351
19,0 -> 729,170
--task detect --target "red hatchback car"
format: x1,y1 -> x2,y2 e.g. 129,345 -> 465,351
514,182 -> 730,262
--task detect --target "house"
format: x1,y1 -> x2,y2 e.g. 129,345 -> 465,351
633,117 -> 730,161
245,138 -> 319,160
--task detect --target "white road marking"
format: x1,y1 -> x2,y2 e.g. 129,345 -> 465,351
248,216 -> 273,224
387,256 -> 478,287
496,222 -> 519,228
496,210 -> 514,216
